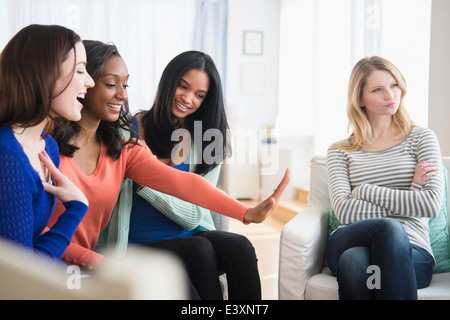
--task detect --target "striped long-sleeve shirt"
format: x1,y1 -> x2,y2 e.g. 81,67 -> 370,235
327,127 -> 445,256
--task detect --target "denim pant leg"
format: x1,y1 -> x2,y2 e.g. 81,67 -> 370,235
335,246 -> 373,299
326,218 -> 420,300
412,246 -> 434,289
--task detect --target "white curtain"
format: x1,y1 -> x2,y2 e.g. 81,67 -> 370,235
0,0 -> 228,114
194,0 -> 228,90
276,0 -> 432,155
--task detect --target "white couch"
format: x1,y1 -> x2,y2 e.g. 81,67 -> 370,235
279,156 -> 450,300
0,237 -> 188,299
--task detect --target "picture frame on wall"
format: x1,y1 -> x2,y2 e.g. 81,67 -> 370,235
243,31 -> 263,55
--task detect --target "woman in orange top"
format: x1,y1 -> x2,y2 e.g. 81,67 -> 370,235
48,42 -> 289,276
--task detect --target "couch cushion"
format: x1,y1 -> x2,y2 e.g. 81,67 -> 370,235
429,167 -> 450,273
306,268 -> 338,300
307,268 -> 450,300
308,156 -> 330,212
417,272 -> 450,300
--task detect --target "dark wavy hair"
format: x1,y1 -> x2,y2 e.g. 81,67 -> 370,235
140,51 -> 230,176
52,40 -> 135,160
0,24 -> 80,127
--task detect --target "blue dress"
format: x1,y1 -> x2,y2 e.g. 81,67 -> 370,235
0,126 -> 87,262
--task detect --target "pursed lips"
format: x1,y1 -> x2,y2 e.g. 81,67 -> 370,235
385,102 -> 397,108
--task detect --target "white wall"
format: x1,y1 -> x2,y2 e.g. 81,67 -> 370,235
221,0 -> 284,199
225,0 -> 281,131
429,0 -> 450,156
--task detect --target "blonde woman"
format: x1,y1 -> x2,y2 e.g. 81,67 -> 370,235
326,56 -> 444,299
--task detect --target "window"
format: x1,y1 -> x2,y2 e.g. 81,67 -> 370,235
277,0 -> 432,155
0,0 -> 198,114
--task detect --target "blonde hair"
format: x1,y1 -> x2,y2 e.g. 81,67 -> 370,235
331,56 -> 414,152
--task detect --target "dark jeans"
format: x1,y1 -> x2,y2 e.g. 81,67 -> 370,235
141,230 -> 261,300
326,218 -> 434,300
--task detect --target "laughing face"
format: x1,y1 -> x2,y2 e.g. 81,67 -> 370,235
82,56 -> 129,123
50,41 -> 94,122
172,68 -> 210,126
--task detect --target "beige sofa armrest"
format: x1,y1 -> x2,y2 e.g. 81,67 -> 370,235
0,238 -> 187,300
279,205 -> 329,300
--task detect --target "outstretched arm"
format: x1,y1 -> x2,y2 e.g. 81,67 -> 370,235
244,169 -> 290,223
135,163 -> 222,230
125,143 -> 290,224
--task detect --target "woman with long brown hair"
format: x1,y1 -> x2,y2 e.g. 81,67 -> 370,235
48,40 -> 290,284
0,24 -> 93,264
